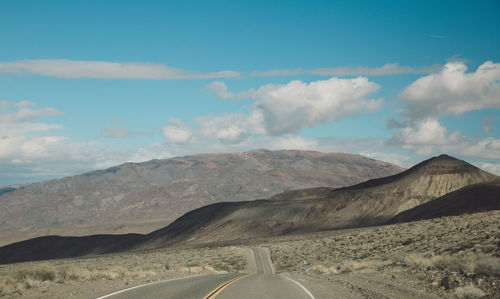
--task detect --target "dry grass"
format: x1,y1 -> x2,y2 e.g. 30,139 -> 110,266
0,246 -> 247,297
267,210 -> 499,298
453,286 -> 487,299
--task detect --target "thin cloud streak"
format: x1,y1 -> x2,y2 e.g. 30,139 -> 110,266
252,63 -> 441,77
0,59 -> 240,79
0,60 -> 441,79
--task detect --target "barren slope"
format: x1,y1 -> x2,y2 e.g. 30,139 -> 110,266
140,154 -> 498,247
390,179 -> 500,223
0,149 -> 402,245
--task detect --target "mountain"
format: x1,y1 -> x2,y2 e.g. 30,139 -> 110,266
138,154 -> 499,248
0,149 -> 403,246
1,154 -> 496,264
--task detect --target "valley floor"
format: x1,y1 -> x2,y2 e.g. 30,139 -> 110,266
1,210 -> 498,298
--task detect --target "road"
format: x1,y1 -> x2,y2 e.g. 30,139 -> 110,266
96,247 -> 315,299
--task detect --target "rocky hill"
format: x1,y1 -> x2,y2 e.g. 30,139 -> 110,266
139,154 -> 498,248
0,149 -> 402,246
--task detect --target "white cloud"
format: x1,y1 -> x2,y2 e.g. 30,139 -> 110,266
0,102 -> 63,137
244,77 -> 382,135
393,119 -> 464,147
309,63 -> 441,76
162,118 -> 193,143
0,107 -> 62,124
270,135 -> 318,150
198,114 -> 250,143
0,59 -> 240,79
399,61 -> 500,120
196,112 -> 266,144
251,63 -> 440,77
361,151 -> 412,167
205,81 -> 234,99
463,138 -> 500,159
479,162 -> 500,175
250,69 -> 303,77
164,77 -> 383,147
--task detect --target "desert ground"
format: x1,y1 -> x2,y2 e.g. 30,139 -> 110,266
1,210 -> 498,298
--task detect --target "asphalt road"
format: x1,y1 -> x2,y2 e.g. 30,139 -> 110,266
97,247 -> 315,299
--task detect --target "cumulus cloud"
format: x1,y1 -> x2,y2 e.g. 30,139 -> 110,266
198,114 -> 251,143
164,77 -> 382,146
361,151 -> 412,167
392,119 -> 464,147
463,138 -> 500,159
399,61 -> 500,120
244,77 -> 382,135
162,118 -> 193,143
479,162 -> 500,175
0,59 -> 240,79
270,135 -> 318,150
205,81 -> 235,99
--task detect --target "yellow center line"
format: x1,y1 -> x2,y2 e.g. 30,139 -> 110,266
203,273 -> 252,299
257,248 -> 266,274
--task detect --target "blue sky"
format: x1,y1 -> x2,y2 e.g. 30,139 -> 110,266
1,0 -> 499,185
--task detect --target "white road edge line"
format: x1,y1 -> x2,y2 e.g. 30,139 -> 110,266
95,274 -> 207,299
283,275 -> 316,299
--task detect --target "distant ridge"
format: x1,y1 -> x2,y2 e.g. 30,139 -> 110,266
0,154 -> 497,264
0,149 -> 403,246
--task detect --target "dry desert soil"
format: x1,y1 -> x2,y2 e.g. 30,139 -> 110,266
1,210 -> 498,298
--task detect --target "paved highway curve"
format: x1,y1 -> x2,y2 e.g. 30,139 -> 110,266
96,247 -> 315,299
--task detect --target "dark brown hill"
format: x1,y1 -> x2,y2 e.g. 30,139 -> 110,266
0,234 -> 144,264
0,150 -> 403,246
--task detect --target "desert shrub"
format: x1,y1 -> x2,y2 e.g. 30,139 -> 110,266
402,254 -> 432,269
432,256 -> 467,273
474,257 -> 500,277
108,266 -> 129,279
23,277 -> 41,289
477,244 -> 496,254
453,286 -> 487,299
0,278 -> 21,296
14,263 -> 56,282
337,260 -> 375,273
63,266 -> 91,281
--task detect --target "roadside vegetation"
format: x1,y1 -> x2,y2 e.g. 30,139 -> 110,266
1,211 -> 498,298
0,246 -> 246,298
269,210 -> 499,298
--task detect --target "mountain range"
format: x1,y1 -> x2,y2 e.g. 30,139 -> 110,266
0,154 -> 498,264
0,149 -> 403,246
